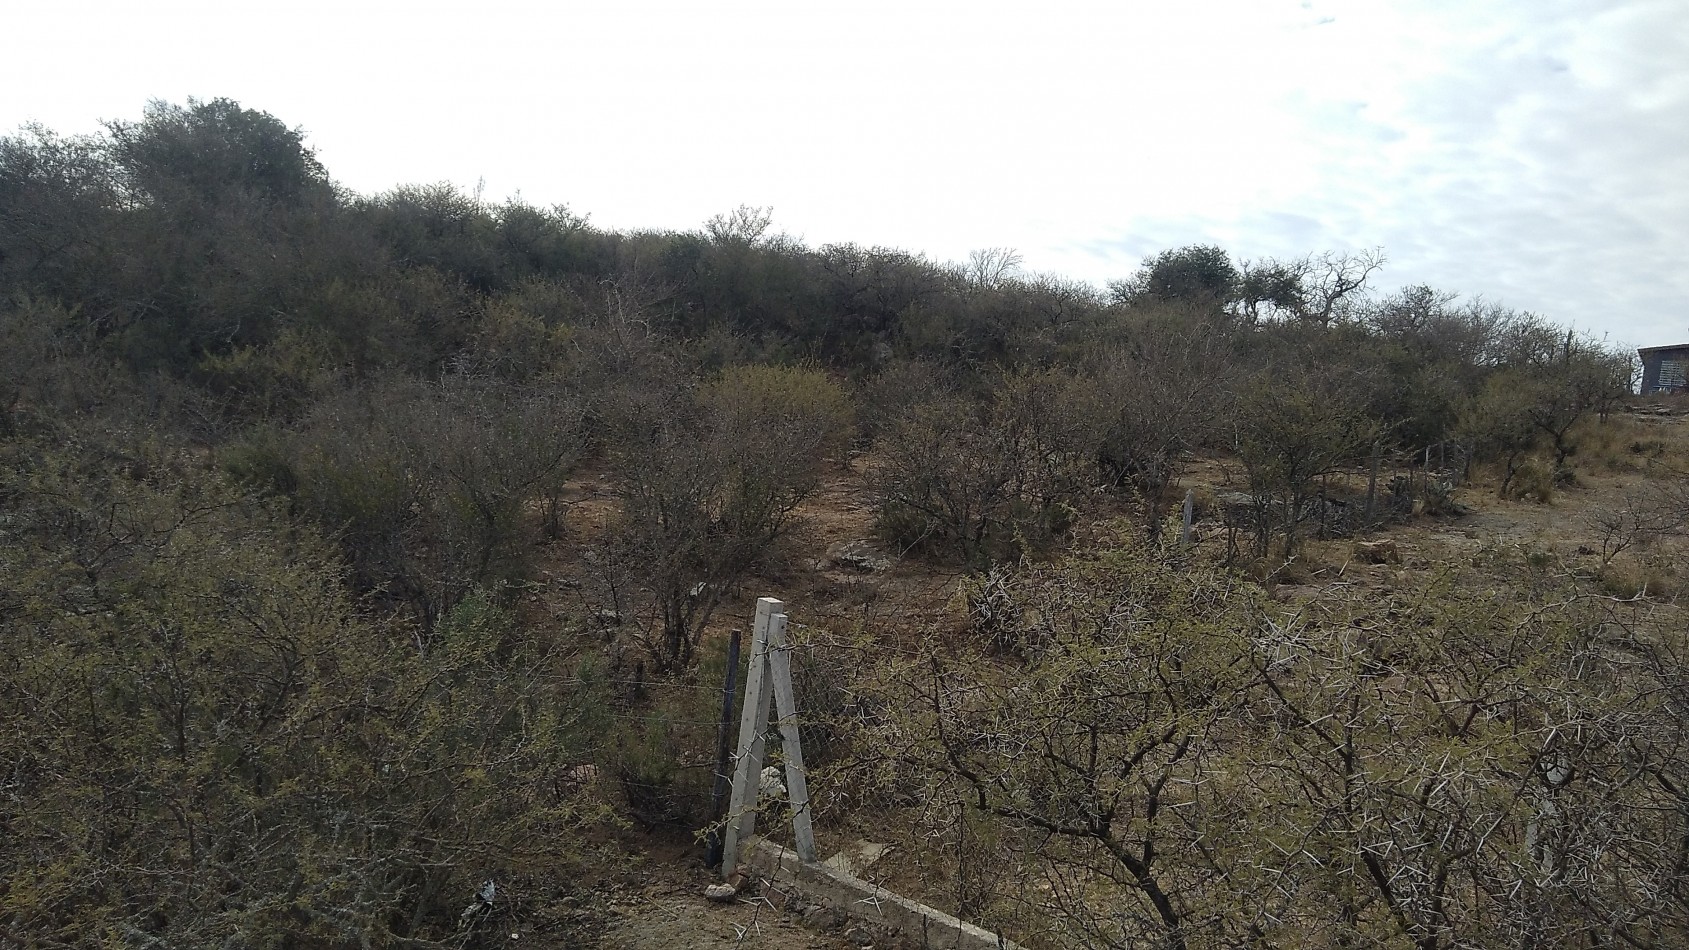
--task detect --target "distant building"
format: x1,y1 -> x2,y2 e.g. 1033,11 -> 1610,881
1639,344 -> 1689,395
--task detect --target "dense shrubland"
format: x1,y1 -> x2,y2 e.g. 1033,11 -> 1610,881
0,430 -> 609,946
838,539 -> 1688,949
2,98 -> 1680,946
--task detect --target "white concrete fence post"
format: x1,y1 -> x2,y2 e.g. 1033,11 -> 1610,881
721,597 -> 815,876
768,611 -> 816,862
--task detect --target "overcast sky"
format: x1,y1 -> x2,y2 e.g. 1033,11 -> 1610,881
6,0 -> 1686,347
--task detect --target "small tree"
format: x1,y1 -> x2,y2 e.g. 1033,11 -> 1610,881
857,537 -> 1270,949
1458,337 -> 1633,493
1111,244 -> 1239,312
1458,370 -> 1542,495
604,363 -> 851,672
238,375 -> 586,636
1238,249 -> 1384,327
1091,323 -> 1232,539
872,370 -> 1101,565
1232,370 -> 1380,557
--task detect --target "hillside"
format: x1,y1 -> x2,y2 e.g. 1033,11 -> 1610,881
4,99 -> 1686,950
522,405 -> 1689,949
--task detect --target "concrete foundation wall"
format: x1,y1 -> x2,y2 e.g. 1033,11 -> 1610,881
739,835 -> 1024,950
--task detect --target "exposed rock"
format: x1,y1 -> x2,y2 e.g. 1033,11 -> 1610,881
759,766 -> 787,801
823,840 -> 893,877
802,903 -> 846,929
1353,540 -> 1401,564
559,764 -> 599,786
702,882 -> 738,902
826,540 -> 891,573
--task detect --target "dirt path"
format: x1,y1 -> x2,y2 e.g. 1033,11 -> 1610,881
597,884 -> 857,950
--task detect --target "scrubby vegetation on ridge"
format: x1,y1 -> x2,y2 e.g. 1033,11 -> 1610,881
3,98 -> 1685,948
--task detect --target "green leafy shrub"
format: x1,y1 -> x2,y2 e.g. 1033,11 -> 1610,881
603,632 -> 749,829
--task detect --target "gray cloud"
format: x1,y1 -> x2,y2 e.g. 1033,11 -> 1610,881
1064,0 -> 1689,348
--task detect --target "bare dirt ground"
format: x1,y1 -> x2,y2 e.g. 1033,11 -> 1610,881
1372,411 -> 1687,593
591,866 -> 858,950
521,407 -> 1689,948
500,841 -> 860,950
513,456 -> 956,949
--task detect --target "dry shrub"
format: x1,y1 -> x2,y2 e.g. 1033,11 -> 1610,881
1630,437 -> 1668,459
872,370 -> 1100,565
1353,539 -> 1402,564
856,358 -> 959,446
1187,484 -> 1220,519
609,712 -> 714,830
1569,414 -> 1643,472
604,362 -> 852,672
1273,557 -> 1318,586
1598,560 -> 1681,602
604,635 -> 744,830
2,447 -> 612,947
1507,458 -> 1555,503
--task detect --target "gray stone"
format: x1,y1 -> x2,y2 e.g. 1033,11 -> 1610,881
758,765 -> 787,801
823,840 -> 892,877
826,540 -> 891,573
